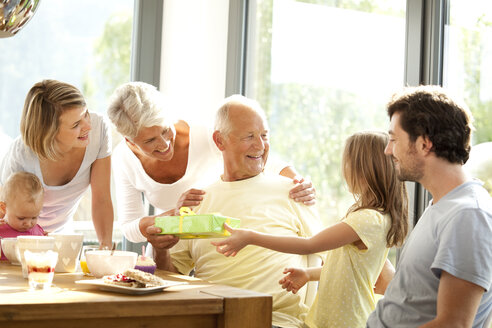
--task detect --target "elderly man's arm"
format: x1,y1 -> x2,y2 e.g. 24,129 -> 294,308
419,271 -> 484,328
153,247 -> 180,272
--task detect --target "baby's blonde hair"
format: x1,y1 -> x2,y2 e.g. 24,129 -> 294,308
0,172 -> 44,205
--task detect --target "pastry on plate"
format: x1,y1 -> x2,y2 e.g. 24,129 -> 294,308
103,269 -> 165,288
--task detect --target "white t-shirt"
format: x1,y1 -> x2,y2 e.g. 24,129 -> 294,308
112,123 -> 288,243
171,173 -> 322,328
0,112 -> 112,232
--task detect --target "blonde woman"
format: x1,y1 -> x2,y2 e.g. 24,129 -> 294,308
0,79 -> 113,248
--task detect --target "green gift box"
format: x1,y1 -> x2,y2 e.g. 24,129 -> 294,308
154,207 -> 241,239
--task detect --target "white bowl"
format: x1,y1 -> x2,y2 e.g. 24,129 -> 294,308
1,238 -> 20,265
86,250 -> 138,278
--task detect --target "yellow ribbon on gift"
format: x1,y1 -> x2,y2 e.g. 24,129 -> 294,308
178,207 -> 195,233
178,207 -> 231,234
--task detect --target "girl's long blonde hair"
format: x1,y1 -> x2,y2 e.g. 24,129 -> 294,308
342,131 -> 409,247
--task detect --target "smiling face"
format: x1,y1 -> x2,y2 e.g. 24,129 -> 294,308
1,195 -> 43,232
217,105 -> 269,181
385,112 -> 425,182
131,124 -> 176,161
55,106 -> 91,152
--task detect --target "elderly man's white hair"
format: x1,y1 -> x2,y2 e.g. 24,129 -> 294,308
107,82 -> 172,140
214,95 -> 268,136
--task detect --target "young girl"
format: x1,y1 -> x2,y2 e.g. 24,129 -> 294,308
212,131 -> 409,328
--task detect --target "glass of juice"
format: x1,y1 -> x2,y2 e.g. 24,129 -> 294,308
79,245 -> 98,275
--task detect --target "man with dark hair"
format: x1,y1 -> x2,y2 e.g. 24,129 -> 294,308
367,85 -> 492,328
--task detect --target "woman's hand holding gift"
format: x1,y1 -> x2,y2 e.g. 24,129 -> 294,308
174,188 -> 206,215
289,176 -> 316,206
139,216 -> 180,250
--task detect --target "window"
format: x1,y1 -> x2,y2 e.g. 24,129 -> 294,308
246,0 -> 406,265
0,0 -> 134,243
246,0 -> 406,228
444,0 -> 492,196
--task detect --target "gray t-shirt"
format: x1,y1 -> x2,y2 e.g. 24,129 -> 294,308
367,180 -> 492,328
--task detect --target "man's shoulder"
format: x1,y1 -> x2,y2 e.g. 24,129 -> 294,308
443,180 -> 492,215
256,173 -> 293,188
203,174 -> 292,191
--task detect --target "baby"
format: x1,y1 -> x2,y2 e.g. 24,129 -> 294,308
0,171 -> 45,260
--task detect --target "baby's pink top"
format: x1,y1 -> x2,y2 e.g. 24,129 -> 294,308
0,223 -> 45,260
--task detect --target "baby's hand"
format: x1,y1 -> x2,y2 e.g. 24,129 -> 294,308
211,223 -> 252,257
278,267 -> 309,294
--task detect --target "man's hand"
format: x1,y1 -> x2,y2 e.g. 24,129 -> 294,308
289,176 -> 316,206
279,267 -> 310,294
175,188 -> 206,213
211,223 -> 252,257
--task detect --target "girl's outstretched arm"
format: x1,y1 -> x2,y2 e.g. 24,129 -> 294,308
279,267 -> 322,294
212,221 -> 363,256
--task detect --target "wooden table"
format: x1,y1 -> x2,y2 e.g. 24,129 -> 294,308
0,262 -> 272,328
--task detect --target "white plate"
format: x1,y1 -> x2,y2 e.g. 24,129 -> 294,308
75,278 -> 186,295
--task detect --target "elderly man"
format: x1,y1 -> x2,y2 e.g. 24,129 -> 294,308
152,95 -> 322,328
366,86 -> 492,328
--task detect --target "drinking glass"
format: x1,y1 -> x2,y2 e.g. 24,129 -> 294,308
79,245 -> 98,275
24,250 -> 58,290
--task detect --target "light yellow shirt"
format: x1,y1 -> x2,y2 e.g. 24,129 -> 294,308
171,173 -> 322,328
305,209 -> 390,328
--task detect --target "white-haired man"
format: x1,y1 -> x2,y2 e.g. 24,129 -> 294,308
151,95 -> 322,328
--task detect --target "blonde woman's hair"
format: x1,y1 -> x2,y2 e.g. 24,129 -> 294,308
21,79 -> 86,160
0,172 -> 44,205
215,95 -> 268,136
342,131 -> 409,247
107,82 -> 171,140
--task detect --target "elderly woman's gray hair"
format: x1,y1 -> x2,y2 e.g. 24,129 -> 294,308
214,95 -> 268,136
107,82 -> 172,140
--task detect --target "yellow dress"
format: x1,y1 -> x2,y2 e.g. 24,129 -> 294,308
304,209 -> 391,328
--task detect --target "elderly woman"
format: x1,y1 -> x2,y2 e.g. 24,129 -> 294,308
0,80 -> 113,248
107,82 -> 315,251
